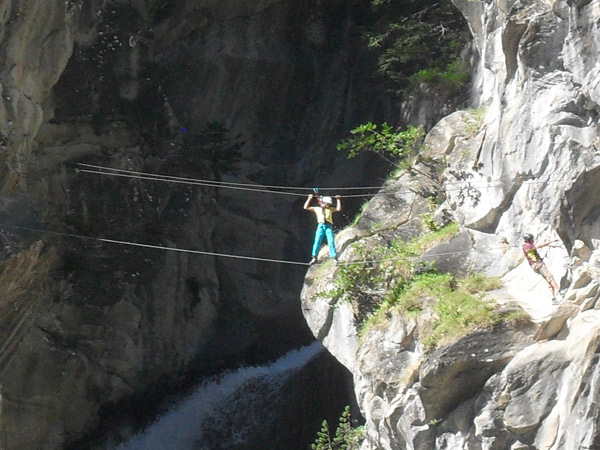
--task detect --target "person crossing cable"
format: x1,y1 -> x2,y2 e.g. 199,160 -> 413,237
522,233 -> 561,304
304,194 -> 341,265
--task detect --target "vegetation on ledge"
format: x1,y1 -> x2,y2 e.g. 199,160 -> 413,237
364,271 -> 525,349
320,219 -> 526,351
366,0 -> 471,99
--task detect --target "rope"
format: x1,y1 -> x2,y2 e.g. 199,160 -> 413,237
2,224 -> 310,266
78,162 -> 383,190
76,163 -> 383,192
7,164 -> 575,268
76,167 -> 312,197
1,222 -> 519,269
74,162 -> 574,199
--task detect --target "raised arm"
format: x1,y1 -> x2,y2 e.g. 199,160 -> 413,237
536,239 -> 558,249
304,194 -> 314,210
334,195 -> 342,212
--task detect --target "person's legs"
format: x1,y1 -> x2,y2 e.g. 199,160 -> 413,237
312,224 -> 325,257
540,265 -> 559,298
324,225 -> 337,258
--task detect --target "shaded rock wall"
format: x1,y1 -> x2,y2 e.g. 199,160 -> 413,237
0,0 -> 77,191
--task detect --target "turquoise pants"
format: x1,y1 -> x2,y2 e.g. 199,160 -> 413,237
312,223 -> 336,258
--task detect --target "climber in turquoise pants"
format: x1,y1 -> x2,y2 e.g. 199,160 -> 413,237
303,194 -> 342,265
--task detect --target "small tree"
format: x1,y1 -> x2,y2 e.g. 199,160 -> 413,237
312,420 -> 333,450
337,122 -> 424,162
366,0 -> 470,98
312,406 -> 364,450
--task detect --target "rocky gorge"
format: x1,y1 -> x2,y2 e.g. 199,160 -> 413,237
2,0 -> 600,449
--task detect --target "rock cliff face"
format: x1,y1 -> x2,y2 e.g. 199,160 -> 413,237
0,0 -> 387,448
1,3 -> 223,446
0,0 -> 471,448
302,0 -> 600,449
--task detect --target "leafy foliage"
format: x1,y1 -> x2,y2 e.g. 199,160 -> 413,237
337,223 -> 459,327
333,220 -> 522,348
408,57 -> 470,95
312,406 -> 364,450
366,0 -> 470,97
312,420 -> 333,450
327,243 -> 384,322
337,122 -> 424,161
362,270 -> 519,349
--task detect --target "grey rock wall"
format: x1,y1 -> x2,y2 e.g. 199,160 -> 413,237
301,0 -> 600,449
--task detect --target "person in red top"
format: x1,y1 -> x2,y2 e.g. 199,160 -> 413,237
522,233 -> 560,303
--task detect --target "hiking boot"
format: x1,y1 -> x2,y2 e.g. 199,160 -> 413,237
332,257 -> 338,266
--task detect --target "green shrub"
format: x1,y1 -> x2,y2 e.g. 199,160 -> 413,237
366,0 -> 470,99
333,243 -> 385,323
362,270 -> 509,349
345,223 -> 459,332
312,406 -> 364,450
337,122 -> 424,161
387,222 -> 459,266
408,58 -> 470,94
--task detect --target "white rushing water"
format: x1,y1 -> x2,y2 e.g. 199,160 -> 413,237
116,341 -> 324,450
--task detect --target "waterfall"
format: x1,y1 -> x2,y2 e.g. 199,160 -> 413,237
115,341 -> 324,450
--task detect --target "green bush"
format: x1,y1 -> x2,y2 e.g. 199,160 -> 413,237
366,0 -> 471,98
362,270 -> 514,349
408,58 -> 470,94
337,122 -> 424,161
312,406 -> 364,450
338,223 -> 459,330
332,243 -> 384,323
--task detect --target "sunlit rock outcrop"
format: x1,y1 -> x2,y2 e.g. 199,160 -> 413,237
302,0 -> 600,448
